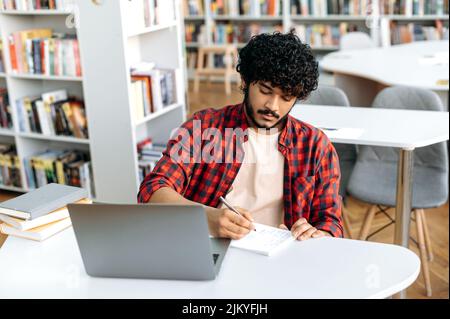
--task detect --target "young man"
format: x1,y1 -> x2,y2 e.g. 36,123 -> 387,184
138,31 -> 343,240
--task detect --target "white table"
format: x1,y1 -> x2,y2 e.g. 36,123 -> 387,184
291,104 -> 449,297
0,227 -> 420,299
320,41 -> 449,108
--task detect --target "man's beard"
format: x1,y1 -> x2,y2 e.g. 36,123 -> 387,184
243,88 -> 294,130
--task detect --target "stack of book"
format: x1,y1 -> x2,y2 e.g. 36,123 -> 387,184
294,22 -> 360,47
0,143 -> 21,188
183,0 -> 204,16
0,183 -> 90,242
8,29 -> 82,77
0,88 -> 13,130
130,62 -> 177,123
137,137 -> 165,183
16,89 -> 88,139
210,0 -> 282,16
23,149 -> 95,198
0,0 -> 74,11
390,20 -> 449,44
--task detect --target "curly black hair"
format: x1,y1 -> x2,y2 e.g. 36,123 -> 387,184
236,30 -> 319,101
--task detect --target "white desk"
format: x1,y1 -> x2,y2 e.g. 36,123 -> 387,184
0,227 -> 420,299
292,104 -> 449,297
320,41 -> 449,108
291,105 -> 449,296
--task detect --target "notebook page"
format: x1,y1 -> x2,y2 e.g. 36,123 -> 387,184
230,223 -> 295,256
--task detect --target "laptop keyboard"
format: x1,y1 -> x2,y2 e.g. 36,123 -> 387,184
212,253 -> 220,265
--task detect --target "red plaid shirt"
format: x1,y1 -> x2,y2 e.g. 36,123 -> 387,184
138,103 -> 343,237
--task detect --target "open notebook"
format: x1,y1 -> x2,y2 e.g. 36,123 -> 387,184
230,223 -> 295,256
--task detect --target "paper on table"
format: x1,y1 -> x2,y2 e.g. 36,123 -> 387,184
230,223 -> 295,256
319,127 -> 364,140
419,52 -> 449,65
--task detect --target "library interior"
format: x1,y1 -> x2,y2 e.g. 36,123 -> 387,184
0,0 -> 448,301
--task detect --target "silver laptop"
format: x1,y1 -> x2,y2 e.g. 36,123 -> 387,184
67,203 -> 230,281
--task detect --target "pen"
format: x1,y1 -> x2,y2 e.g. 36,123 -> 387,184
319,127 -> 339,131
219,196 -> 256,232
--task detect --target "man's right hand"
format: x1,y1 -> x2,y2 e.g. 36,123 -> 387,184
205,206 -> 255,240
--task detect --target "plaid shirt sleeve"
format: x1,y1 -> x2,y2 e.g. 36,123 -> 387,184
137,113 -> 200,203
309,133 -> 343,238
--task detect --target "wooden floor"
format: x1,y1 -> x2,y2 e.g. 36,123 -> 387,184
0,80 -> 448,299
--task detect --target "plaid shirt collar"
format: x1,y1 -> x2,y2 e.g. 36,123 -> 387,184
234,102 -> 297,150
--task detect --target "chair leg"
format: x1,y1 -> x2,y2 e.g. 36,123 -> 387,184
342,206 -> 353,239
418,209 -> 434,262
415,209 -> 433,297
359,205 -> 377,240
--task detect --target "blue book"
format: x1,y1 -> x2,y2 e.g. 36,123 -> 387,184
32,39 -> 42,74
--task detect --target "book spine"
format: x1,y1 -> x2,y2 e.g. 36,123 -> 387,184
13,33 -> 23,73
8,35 -> 18,73
73,39 -> 82,76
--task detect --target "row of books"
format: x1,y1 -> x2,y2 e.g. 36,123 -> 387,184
0,0 -> 73,10
183,0 -> 205,16
192,22 -> 356,48
0,143 -> 21,188
23,149 -> 95,198
16,89 -> 88,139
0,183 -> 89,242
290,0 -> 372,16
130,63 -> 177,123
126,0 -> 176,34
8,29 -> 82,77
137,137 -> 165,183
185,23 -> 208,44
212,23 -> 283,44
210,0 -> 282,16
0,88 -> 13,130
184,0 -> 450,17
294,22 -> 360,47
390,21 -> 449,44
380,0 -> 449,16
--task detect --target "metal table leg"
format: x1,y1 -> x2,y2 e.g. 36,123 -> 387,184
394,148 -> 415,299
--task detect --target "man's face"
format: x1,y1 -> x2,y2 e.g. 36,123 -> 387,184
244,81 -> 297,131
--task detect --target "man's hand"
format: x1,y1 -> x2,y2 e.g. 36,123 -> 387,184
206,206 -> 255,240
279,218 -> 331,241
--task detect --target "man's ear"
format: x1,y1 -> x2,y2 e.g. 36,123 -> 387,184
240,78 -> 247,92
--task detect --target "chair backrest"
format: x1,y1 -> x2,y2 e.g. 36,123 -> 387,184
301,85 -> 356,198
303,85 -> 350,107
358,86 -> 448,176
340,32 -> 376,50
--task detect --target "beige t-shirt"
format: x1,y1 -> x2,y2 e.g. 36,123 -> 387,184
220,128 -> 285,227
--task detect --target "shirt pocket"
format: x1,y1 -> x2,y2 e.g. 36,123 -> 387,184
292,175 -> 316,212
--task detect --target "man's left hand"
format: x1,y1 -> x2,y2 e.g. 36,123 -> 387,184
279,218 -> 331,241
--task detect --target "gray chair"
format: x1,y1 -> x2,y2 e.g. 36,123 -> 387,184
340,32 -> 376,50
302,85 -> 358,238
347,86 -> 449,297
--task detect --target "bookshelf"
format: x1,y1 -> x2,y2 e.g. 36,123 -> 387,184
0,0 -> 187,204
183,0 -> 449,77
